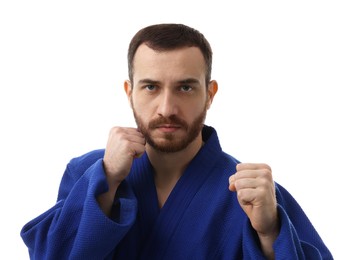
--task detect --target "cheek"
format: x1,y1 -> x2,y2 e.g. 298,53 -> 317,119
132,99 -> 153,118
183,101 -> 207,118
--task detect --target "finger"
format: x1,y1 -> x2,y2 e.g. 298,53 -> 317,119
128,134 -> 146,146
236,163 -> 271,172
234,169 -> 257,180
112,127 -> 145,146
133,145 -> 146,158
237,188 -> 257,205
228,175 -> 236,191
128,128 -> 146,145
234,178 -> 258,190
228,182 -> 236,192
229,175 -> 260,192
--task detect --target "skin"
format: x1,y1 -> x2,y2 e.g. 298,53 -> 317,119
229,163 -> 279,259
98,44 -> 279,259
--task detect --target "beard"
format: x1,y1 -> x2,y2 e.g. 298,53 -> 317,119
132,102 -> 207,153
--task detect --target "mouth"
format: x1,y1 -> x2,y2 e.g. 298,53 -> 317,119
156,124 -> 182,133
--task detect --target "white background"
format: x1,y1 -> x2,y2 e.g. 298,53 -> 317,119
1,1 -> 350,259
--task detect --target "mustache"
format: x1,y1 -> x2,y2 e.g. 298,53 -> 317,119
148,115 -> 188,129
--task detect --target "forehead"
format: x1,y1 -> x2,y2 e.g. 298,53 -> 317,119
133,44 -> 206,82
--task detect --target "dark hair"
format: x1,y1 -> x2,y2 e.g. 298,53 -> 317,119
128,23 -> 212,85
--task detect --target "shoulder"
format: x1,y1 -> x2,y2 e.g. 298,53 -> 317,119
67,149 -> 105,174
202,125 -> 241,174
211,151 -> 240,174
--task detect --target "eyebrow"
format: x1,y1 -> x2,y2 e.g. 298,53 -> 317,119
178,78 -> 200,84
138,79 -> 160,85
137,78 -> 200,85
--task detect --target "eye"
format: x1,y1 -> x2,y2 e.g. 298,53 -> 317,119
180,85 -> 193,92
145,85 -> 157,91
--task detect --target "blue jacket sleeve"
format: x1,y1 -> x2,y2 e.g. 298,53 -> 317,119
242,183 -> 333,259
20,151 -> 138,259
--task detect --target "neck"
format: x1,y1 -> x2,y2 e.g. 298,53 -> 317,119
146,134 -> 203,207
147,134 -> 203,179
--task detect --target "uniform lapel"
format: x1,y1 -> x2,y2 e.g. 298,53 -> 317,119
139,126 -> 222,258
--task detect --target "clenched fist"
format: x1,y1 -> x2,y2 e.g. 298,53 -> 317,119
103,127 -> 146,186
99,127 -> 145,216
229,163 -> 279,258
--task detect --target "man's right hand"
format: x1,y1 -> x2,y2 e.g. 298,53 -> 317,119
103,126 -> 146,187
98,127 -> 145,216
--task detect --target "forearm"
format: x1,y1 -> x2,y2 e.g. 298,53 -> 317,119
97,182 -> 120,217
258,230 -> 279,260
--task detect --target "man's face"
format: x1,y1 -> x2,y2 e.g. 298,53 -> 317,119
125,44 -> 216,153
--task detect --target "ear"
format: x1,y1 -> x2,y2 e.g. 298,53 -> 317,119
206,80 -> 218,109
124,80 -> 132,107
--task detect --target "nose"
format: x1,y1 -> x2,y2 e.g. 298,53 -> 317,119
157,90 -> 178,118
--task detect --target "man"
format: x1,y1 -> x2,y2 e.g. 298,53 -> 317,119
21,23 -> 333,259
